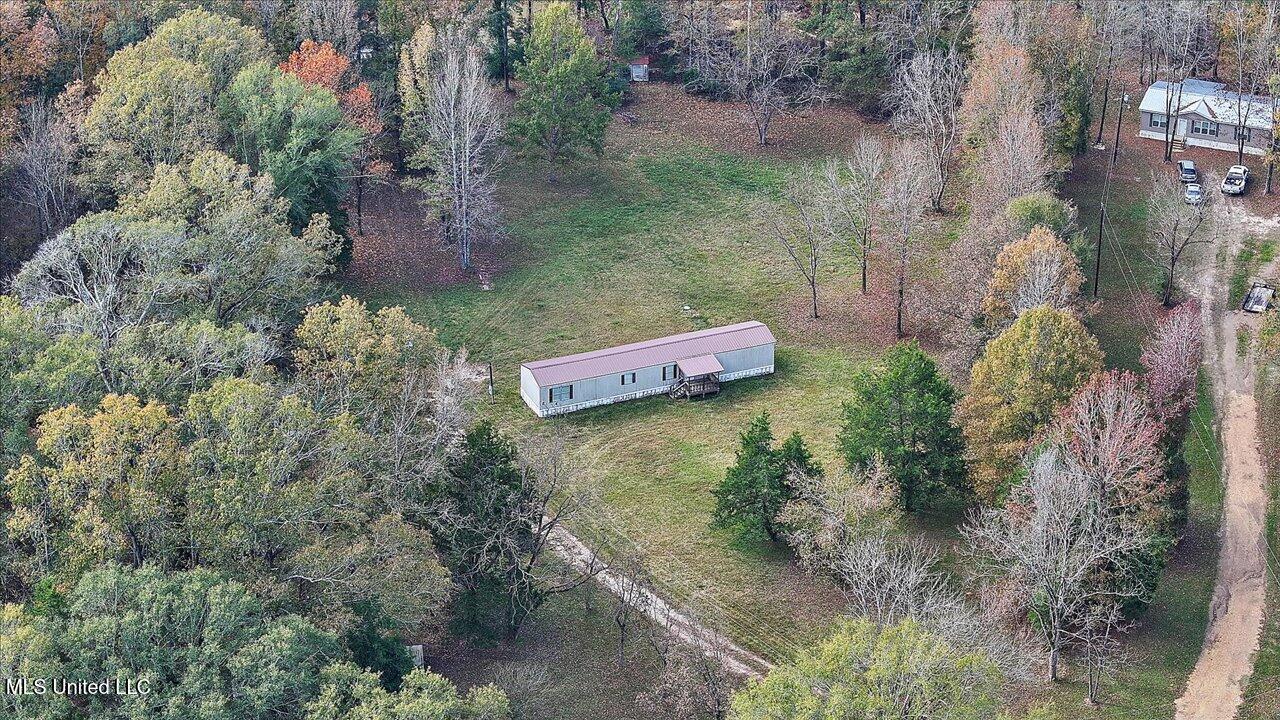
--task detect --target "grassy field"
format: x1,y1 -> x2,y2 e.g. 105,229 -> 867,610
350,145 -> 870,661
346,89 -> 1229,718
426,582 -> 671,720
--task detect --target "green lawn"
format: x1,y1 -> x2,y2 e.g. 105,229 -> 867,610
425,583 -> 670,720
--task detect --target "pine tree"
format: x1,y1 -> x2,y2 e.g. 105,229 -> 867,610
508,1 -> 618,179
839,341 -> 966,511
712,413 -> 817,542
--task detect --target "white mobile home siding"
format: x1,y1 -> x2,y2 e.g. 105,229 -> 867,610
519,325 -> 776,417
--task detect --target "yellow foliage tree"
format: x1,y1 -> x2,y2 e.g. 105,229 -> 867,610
957,306 -> 1103,502
983,226 -> 1085,326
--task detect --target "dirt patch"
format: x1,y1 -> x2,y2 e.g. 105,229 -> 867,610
339,181 -> 513,292
781,271 -> 907,353
613,83 -> 885,159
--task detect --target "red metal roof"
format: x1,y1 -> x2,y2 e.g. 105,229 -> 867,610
677,354 -> 724,376
629,56 -> 650,65
522,321 -> 774,386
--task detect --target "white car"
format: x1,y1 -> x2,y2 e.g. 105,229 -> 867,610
1222,165 -> 1249,195
1184,183 -> 1204,204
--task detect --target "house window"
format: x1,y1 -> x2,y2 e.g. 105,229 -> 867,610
620,372 -> 637,386
1236,126 -> 1252,142
661,363 -> 679,381
1149,113 -> 1168,129
1190,119 -> 1218,136
549,385 -> 573,402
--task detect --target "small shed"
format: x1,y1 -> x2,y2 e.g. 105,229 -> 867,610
628,56 -> 650,82
519,321 -> 776,417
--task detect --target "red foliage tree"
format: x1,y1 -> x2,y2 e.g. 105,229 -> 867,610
1055,370 -> 1168,528
0,2 -> 57,154
1140,299 -> 1203,426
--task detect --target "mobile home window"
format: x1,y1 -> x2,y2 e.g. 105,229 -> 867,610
1190,119 -> 1218,136
1149,113 -> 1168,129
661,363 -> 679,381
549,385 -> 573,402
1236,126 -> 1252,142
620,372 -> 637,385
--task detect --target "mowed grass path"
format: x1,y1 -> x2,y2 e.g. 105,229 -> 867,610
349,148 -> 869,660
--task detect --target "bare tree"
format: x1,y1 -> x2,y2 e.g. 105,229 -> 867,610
10,84 -> 82,237
974,101 -> 1051,223
1151,4 -> 1214,163
1221,0 -> 1279,164
1145,174 -> 1213,306
877,140 -> 930,337
493,662 -> 559,720
876,0 -> 973,70
1054,370 -> 1167,526
13,216 -> 180,368
611,549 -> 654,666
780,461 -> 1035,680
410,20 -> 504,271
247,0 -> 286,40
296,0 -> 361,59
779,459 -> 898,568
1067,599 -> 1129,705
48,0 -> 103,83
664,0 -> 725,90
887,50 -> 965,211
637,608 -> 735,720
706,6 -> 827,146
964,445 -> 1151,681
504,435 -> 602,635
768,166 -> 831,319
819,136 -> 887,294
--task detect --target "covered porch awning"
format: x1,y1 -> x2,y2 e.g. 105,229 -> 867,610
676,354 -> 724,377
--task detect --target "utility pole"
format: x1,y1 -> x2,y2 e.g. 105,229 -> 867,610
1094,203 -> 1105,298
488,362 -> 495,401
1097,94 -> 1130,298
1112,93 -> 1128,165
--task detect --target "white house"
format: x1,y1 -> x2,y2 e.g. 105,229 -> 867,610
519,321 -> 776,417
1138,78 -> 1274,155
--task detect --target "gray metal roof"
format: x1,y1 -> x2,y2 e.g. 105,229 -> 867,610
1139,79 -> 1275,131
522,321 -> 775,386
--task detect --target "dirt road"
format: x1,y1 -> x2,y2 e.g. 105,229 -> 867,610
548,521 -> 775,678
1174,199 -> 1272,720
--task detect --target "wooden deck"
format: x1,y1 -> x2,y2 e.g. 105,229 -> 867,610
670,374 -> 721,399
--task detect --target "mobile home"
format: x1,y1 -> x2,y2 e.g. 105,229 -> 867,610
519,321 -> 776,417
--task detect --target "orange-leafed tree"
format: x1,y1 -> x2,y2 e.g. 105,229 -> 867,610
280,40 -> 390,234
0,1 -> 57,155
